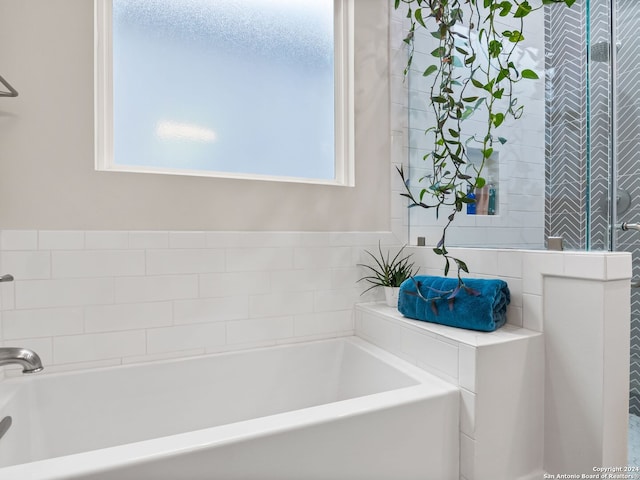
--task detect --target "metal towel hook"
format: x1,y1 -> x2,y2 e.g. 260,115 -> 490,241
0,74 -> 18,98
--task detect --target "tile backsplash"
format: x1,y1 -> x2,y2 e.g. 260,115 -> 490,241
0,230 -> 398,374
0,230 -> 632,378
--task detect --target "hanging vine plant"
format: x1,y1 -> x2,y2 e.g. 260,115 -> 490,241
396,0 -> 574,284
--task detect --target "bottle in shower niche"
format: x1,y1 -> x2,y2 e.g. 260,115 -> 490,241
466,186 -> 476,215
488,183 -> 497,215
475,186 -> 489,215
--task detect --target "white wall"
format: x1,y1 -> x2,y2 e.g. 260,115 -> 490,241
0,0 -> 404,373
0,0 -> 389,232
544,275 -> 630,473
0,229 -> 401,374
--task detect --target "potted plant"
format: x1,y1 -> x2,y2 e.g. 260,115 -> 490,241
358,243 -> 418,307
395,0 -> 575,285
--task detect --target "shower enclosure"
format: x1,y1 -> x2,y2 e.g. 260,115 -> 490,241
406,0 -> 640,415
547,0 -> 640,415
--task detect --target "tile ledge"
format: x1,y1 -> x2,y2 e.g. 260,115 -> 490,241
356,302 -> 541,348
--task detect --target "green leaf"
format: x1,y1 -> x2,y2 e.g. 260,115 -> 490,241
423,65 -> 438,77
448,129 -> 460,138
521,69 -> 539,79
431,46 -> 446,57
497,136 -> 508,145
455,259 -> 469,273
431,96 -> 447,103
508,30 -> 524,42
488,40 -> 502,58
462,96 -> 479,102
415,8 -> 426,28
475,177 -> 486,189
482,148 -> 494,159
483,83 -> 494,94
471,78 -> 484,89
493,112 -> 505,127
496,68 -> 510,83
514,2 -> 532,18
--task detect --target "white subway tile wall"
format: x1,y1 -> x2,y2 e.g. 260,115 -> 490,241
0,230 -> 388,373
0,227 -> 631,379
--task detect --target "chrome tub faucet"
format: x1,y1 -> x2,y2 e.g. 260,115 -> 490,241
0,347 -> 44,374
0,274 -> 43,373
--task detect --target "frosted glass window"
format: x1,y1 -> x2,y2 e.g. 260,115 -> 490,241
96,0 -> 353,184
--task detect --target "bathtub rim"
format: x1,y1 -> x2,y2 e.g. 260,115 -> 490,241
0,335 -> 446,388
0,336 -> 459,480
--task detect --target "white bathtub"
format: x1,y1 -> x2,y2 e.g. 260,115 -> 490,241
0,336 -> 459,480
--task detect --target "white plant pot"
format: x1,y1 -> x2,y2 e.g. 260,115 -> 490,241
384,286 -> 400,308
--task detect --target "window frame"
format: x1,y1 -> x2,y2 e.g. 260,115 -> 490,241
94,0 -> 354,186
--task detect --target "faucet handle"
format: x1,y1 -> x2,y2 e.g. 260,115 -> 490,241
0,274 -> 14,283
619,223 -> 640,232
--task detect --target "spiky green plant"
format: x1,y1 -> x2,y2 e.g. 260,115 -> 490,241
357,243 -> 418,294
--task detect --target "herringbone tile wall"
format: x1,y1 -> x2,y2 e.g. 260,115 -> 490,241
545,1 -> 587,251
616,0 -> 640,415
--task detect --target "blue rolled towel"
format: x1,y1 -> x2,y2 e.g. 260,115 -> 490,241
397,276 -> 510,332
